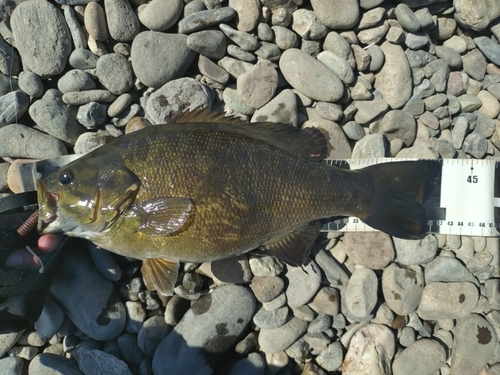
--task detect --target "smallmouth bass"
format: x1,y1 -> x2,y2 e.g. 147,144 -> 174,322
37,109 -> 439,296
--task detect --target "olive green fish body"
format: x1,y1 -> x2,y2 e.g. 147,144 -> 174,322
75,123 -> 370,262
37,109 -> 439,295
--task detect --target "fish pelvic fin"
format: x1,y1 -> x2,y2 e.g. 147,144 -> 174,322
141,258 -> 180,297
359,160 -> 440,239
261,221 -> 321,266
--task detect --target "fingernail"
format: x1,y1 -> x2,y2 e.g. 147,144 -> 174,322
5,252 -> 23,267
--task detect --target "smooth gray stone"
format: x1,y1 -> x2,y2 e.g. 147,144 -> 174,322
138,315 -> 172,356
30,95 -> 84,143
219,23 -> 259,51
280,48 -> 344,102
18,71 -> 43,97
375,42 -> 412,109
392,339 -> 446,375
463,49 -> 487,81
29,353 -> 82,375
250,89 -> 297,125
435,45 -> 462,69
284,260 -> 322,308
0,90 -> 29,125
450,314 -> 497,374
64,5 -> 86,49
58,69 -> 96,94
259,317 -> 308,354
0,124 -> 67,158
226,352 -> 265,375
77,101 -> 108,129
272,26 -> 299,50
0,331 -> 23,358
131,32 -> 196,89
96,53 -> 134,95
104,0 -> 139,41
76,347 -> 132,375
0,356 -> 23,375
69,48 -> 100,69
11,0 -> 71,77
352,133 -> 386,158
35,297 -> 65,340
253,306 -> 289,329
475,36 -> 500,66
187,30 -> 227,60
145,77 -> 212,123
117,333 -> 143,366
178,7 -> 235,34
0,37 -> 20,76
394,3 -> 421,32
152,285 -> 256,375
227,44 -> 256,62
50,247 -> 126,341
62,90 -> 116,105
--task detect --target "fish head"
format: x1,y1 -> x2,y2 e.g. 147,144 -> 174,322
37,159 -> 141,240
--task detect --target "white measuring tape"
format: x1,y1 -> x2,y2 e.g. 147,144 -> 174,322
321,158 -> 500,237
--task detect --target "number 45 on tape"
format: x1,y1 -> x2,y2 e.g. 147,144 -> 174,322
321,158 -> 500,237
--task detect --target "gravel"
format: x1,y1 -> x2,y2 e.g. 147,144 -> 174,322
2,0 -> 500,374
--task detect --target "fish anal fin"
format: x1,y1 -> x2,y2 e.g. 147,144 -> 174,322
141,258 -> 180,297
133,197 -> 193,236
262,221 -> 320,266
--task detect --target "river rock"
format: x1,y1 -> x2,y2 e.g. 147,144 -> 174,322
382,263 -> 424,315
50,247 -> 126,341
279,48 -> 344,102
237,60 -> 278,109
450,314 -> 497,373
104,0 -> 139,41
311,0 -> 359,29
375,42 -> 413,109
96,53 -> 134,95
131,32 -> 196,88
392,339 -> 446,375
145,77 -> 213,124
417,282 -> 479,320
152,285 -> 256,375
0,124 -> 66,159
343,324 -> 395,375
29,95 -> 84,144
11,0 -> 71,77
138,0 -> 183,31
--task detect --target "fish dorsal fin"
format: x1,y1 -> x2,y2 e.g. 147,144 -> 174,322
249,124 -> 328,161
170,106 -> 247,125
132,196 -> 193,236
172,107 -> 328,161
262,221 -> 321,266
141,258 -> 180,297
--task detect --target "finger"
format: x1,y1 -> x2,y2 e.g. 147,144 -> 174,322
38,234 -> 63,252
4,248 -> 41,269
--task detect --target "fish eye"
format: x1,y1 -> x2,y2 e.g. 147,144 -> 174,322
59,171 -> 73,185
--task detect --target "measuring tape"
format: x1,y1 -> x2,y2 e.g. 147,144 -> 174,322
321,158 -> 500,237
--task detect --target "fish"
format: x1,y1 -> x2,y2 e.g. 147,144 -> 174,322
37,108 -> 440,296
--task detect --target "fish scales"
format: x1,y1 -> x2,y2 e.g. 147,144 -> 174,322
37,109 -> 440,295
102,124 -> 370,261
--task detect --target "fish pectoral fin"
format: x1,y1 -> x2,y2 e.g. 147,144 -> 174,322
141,258 -> 180,297
100,165 -> 141,222
133,196 -> 193,236
262,221 -> 320,266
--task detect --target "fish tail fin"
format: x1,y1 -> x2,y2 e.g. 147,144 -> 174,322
358,160 -> 440,239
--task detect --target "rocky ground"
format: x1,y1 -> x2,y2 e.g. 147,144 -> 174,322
0,0 -> 500,374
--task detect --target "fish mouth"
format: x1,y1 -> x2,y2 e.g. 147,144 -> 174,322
36,180 -> 60,232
